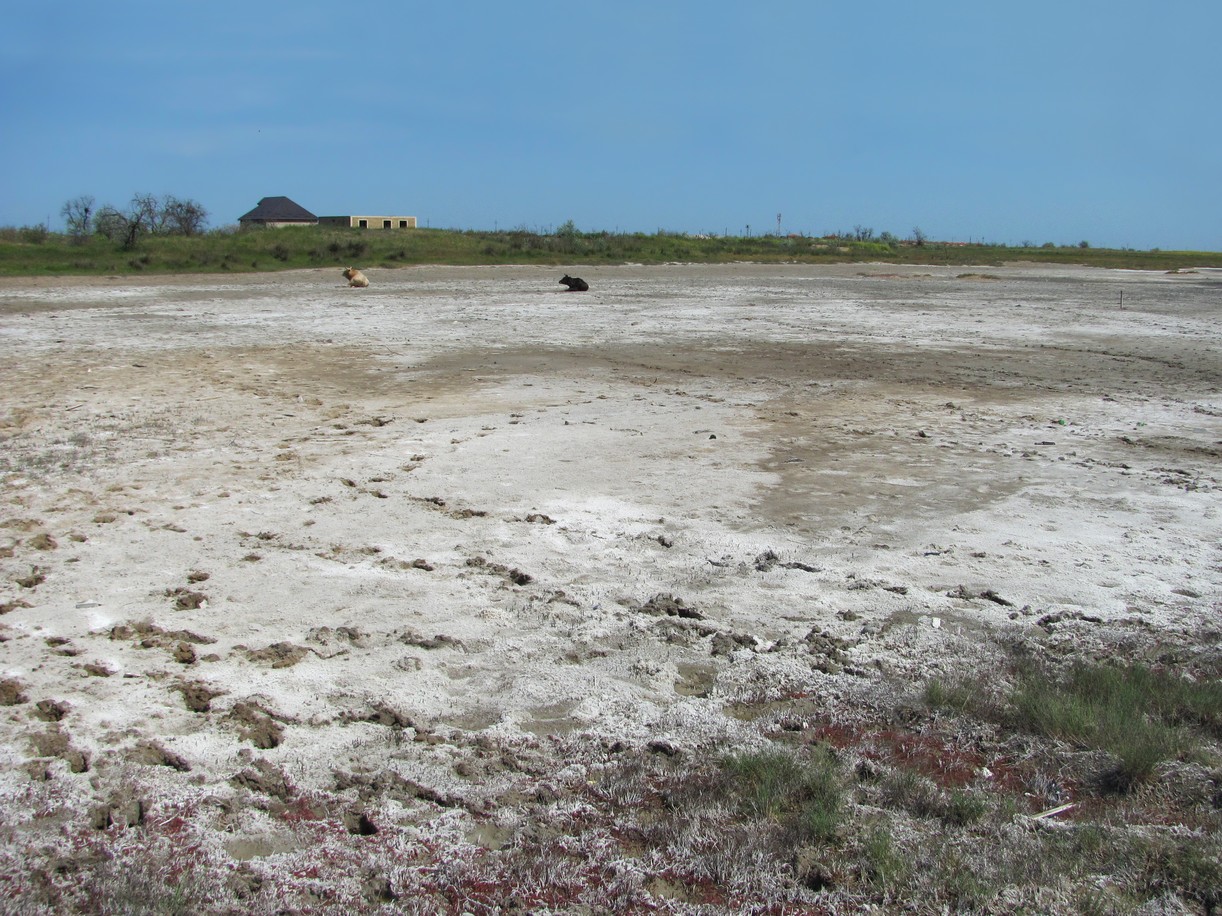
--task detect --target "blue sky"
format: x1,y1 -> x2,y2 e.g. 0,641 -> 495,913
2,1 -> 1218,250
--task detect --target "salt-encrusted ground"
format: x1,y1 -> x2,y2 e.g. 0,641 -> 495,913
1,263 -> 1218,911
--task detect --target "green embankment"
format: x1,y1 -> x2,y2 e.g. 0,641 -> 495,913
2,225 -> 1219,276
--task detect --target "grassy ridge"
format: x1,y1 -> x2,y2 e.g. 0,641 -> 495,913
2,225 -> 1220,276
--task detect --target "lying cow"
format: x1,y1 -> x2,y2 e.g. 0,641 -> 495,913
342,267 -> 369,288
560,274 -> 589,292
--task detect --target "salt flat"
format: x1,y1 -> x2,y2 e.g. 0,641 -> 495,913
1,263 -> 1218,910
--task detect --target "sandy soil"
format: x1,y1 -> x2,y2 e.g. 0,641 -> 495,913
0,263 -> 1219,902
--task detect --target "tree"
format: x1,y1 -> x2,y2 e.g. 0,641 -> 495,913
92,193 -> 210,247
162,196 -> 208,236
94,203 -> 144,250
130,193 -> 167,235
94,205 -> 130,243
61,195 -> 95,242
911,226 -> 928,247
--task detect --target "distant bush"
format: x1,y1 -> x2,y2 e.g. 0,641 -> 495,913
14,225 -> 50,244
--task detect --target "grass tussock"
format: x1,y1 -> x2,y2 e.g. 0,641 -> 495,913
719,744 -> 844,842
926,658 -> 1222,791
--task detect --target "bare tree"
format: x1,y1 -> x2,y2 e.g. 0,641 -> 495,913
90,193 -> 209,247
162,196 -> 208,236
61,195 -> 95,242
130,193 -> 167,235
911,226 -> 927,247
93,205 -> 128,243
94,204 -> 144,249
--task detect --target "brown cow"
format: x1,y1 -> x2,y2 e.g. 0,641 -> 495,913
342,267 -> 369,288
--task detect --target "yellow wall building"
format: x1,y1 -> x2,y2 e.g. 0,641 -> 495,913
318,215 -> 417,230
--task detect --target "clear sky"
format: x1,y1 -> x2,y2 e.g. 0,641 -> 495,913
2,1 -> 1218,251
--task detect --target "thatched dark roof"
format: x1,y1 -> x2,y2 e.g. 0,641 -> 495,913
238,196 -> 317,223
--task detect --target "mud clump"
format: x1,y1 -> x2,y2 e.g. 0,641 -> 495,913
232,757 -> 295,801
110,620 -> 217,651
165,587 -> 207,610
27,533 -> 58,551
307,626 -> 367,648
0,678 -> 29,706
33,699 -> 68,722
174,679 -> 224,713
638,593 -> 704,620
397,630 -> 464,651
245,642 -> 309,668
173,642 -> 197,664
16,567 -> 47,589
29,728 -> 89,772
710,631 -> 758,656
466,555 -> 533,586
228,701 -> 285,749
803,628 -> 853,674
128,740 -> 192,772
333,768 -> 461,808
343,701 -> 416,729
91,794 -> 145,830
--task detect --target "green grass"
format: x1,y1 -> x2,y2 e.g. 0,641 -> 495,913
2,224 -> 1220,276
922,675 -> 981,715
719,743 -> 845,842
710,729 -> 1219,911
1012,660 -> 1217,790
927,659 -> 1222,791
861,824 -> 910,892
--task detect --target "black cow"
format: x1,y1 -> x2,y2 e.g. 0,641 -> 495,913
560,274 -> 589,292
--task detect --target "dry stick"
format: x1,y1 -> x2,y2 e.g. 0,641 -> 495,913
1027,802 -> 1076,821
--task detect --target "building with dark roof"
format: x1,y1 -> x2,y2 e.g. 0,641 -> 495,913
237,196 -> 318,228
